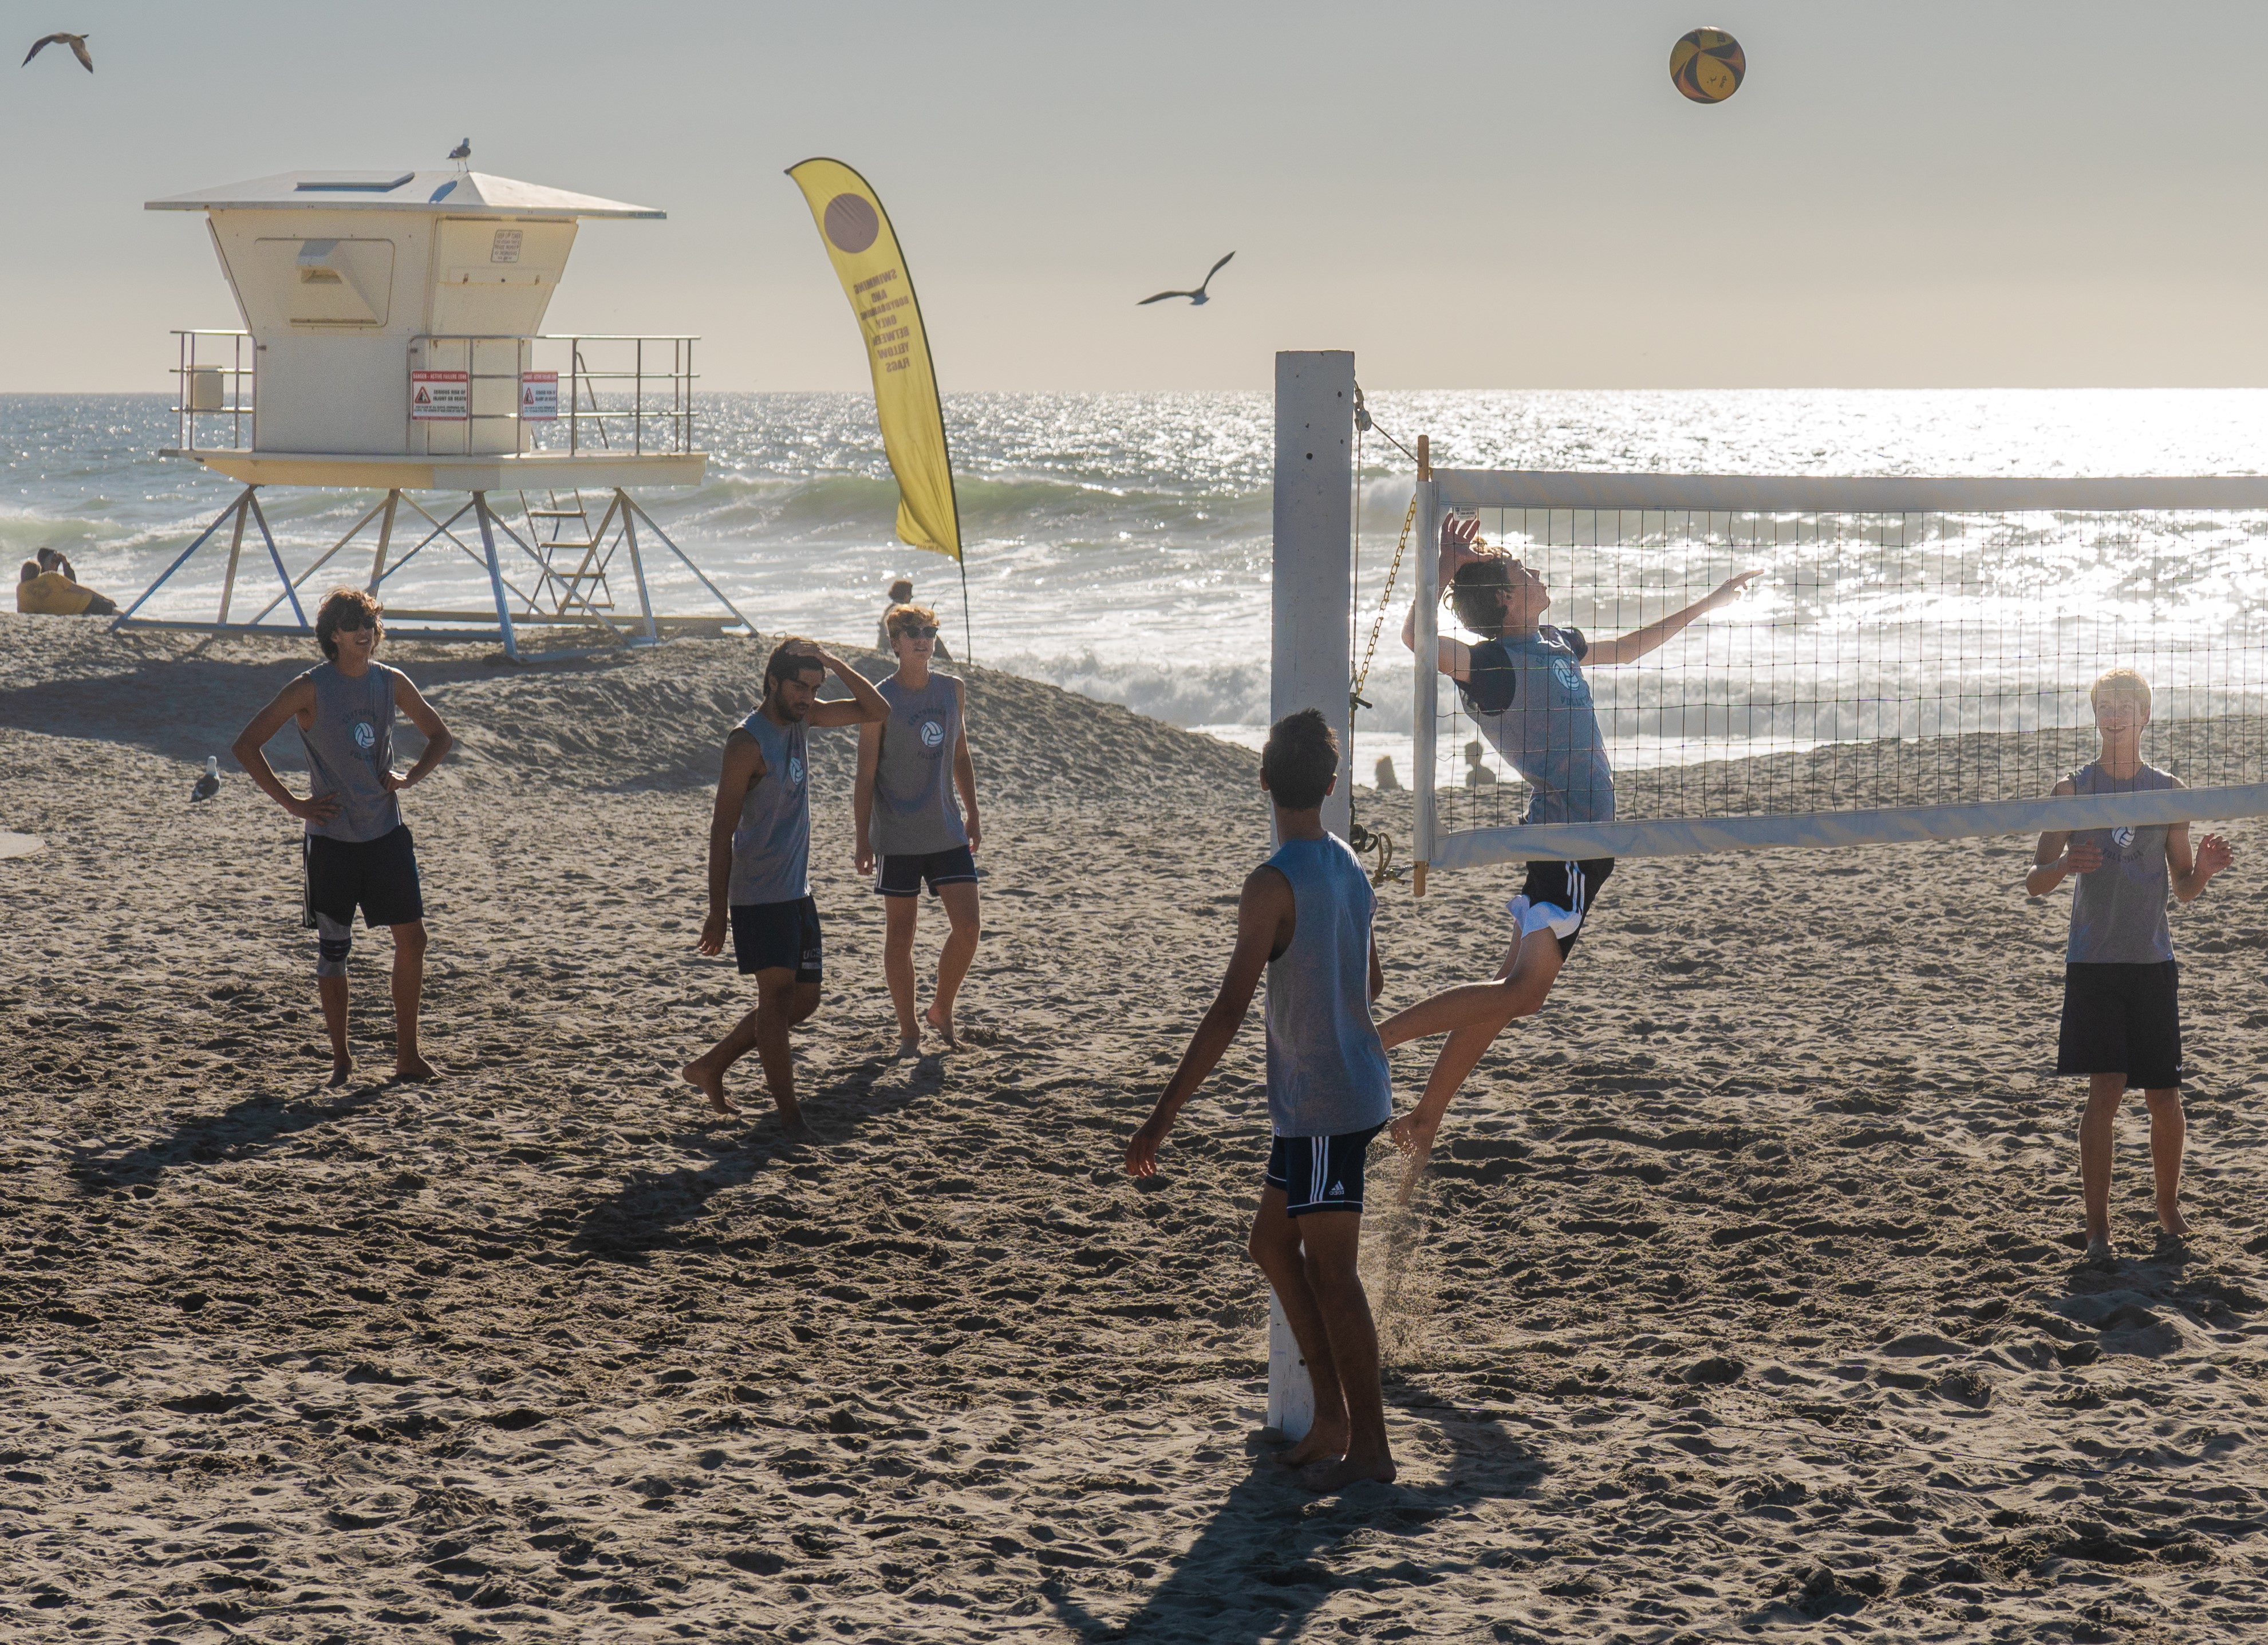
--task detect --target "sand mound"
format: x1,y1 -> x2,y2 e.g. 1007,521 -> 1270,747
3,612 -> 2265,1641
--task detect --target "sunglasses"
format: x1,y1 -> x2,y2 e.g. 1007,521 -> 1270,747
896,625 -> 939,639
333,612 -> 378,632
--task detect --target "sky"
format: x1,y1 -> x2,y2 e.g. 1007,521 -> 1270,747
6,1 -> 2268,393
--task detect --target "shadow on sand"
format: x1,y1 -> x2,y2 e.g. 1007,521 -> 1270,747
69,1084 -> 391,1194
1043,1386 -> 1541,1643
567,1048 -> 949,1261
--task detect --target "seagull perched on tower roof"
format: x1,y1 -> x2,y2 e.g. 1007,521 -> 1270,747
448,138 -> 471,165
1138,252 -> 1234,307
23,31 -> 93,72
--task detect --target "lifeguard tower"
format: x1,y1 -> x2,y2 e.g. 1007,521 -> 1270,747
116,165 -> 752,659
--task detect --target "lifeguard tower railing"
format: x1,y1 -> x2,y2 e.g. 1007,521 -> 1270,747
168,330 -> 697,457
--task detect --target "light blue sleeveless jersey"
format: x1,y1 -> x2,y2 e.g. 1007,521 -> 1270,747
1263,833 -> 1394,1138
2066,760 -> 2178,965
728,707 -> 811,906
1458,627 -> 1615,825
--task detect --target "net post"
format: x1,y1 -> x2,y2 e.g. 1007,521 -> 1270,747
1271,349 -> 1356,841
1411,442 -> 1439,897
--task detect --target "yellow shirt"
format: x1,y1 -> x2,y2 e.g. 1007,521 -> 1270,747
15,572 -> 93,616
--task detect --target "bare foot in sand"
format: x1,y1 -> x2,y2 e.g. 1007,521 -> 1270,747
776,1106 -> 815,1142
2158,1207 -> 2192,1240
328,1058 -> 354,1089
1276,1419 -> 1350,1470
893,1036 -> 922,1061
924,1004 -> 958,1050
1298,1452 -> 1397,1493
393,1054 -> 437,1084
680,1059 -> 739,1115
1389,1113 -> 1435,1205
2085,1233 -> 2115,1262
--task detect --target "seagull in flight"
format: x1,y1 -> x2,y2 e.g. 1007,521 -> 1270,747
190,756 -> 220,803
23,31 -> 92,71
1138,252 -> 1234,307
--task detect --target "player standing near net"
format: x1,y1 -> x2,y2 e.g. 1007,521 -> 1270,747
1379,516 -> 1757,1182
683,639 -> 889,1135
231,588 -> 453,1087
1126,709 -> 1397,1492
2026,668 -> 2232,1260
854,603 -> 982,1055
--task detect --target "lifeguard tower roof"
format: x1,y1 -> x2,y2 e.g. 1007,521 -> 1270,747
148,170 -> 662,220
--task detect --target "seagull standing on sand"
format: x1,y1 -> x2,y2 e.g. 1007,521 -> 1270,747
1138,251 -> 1234,307
190,756 -> 220,803
22,31 -> 93,71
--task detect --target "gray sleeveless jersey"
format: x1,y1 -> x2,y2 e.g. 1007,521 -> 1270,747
1458,628 -> 1615,825
870,672 -> 967,855
1264,834 -> 1394,1138
2066,760 -> 2178,964
298,661 -> 403,842
728,707 -> 811,906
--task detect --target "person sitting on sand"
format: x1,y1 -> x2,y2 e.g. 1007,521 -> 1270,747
16,555 -> 118,617
231,588 -> 455,1086
854,602 -> 983,1055
1376,515 -> 1757,1186
2026,667 -> 2232,1260
1127,708 -> 1398,1492
878,575 -> 950,661
684,638 -> 889,1134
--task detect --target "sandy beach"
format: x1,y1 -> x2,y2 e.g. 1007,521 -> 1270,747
2,610 -> 2265,1643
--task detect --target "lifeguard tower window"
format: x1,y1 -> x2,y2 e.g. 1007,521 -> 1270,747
257,238 -> 393,326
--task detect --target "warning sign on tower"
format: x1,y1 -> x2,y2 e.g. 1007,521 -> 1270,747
410,370 -> 470,421
519,371 -> 559,421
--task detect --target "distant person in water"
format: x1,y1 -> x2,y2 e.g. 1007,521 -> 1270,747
855,602 -> 983,1055
878,575 -> 950,661
231,589 -> 454,1086
1127,708 -> 1398,1493
16,554 -> 117,617
683,637 -> 889,1133
2026,667 -> 2232,1260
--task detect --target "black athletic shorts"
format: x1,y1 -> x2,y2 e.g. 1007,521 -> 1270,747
1513,856 -> 1615,957
302,825 -> 424,930
731,895 -> 823,983
875,845 -> 978,899
2058,960 -> 2183,1089
1265,1124 -> 1386,1217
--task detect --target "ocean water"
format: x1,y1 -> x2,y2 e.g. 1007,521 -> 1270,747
7,389 -> 2268,786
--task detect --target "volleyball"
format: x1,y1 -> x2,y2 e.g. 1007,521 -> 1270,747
1670,27 -> 1745,104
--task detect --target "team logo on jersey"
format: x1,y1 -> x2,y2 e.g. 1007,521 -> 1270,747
2112,825 -> 2136,853
919,717 -> 945,749
787,755 -> 806,786
1551,658 -> 1584,695
352,720 -> 377,751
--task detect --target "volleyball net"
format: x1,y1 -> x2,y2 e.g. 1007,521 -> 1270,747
1409,468 -> 2268,876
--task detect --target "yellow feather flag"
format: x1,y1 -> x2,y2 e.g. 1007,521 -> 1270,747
787,158 -> 962,566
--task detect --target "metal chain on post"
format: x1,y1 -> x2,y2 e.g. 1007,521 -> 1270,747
1344,384 -> 1419,887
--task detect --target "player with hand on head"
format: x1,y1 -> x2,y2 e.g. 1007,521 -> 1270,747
683,638 -> 889,1136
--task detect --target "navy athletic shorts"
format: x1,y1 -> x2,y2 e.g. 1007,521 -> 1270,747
875,845 -> 978,898
731,895 -> 823,983
303,825 -> 424,930
2058,960 -> 2183,1089
1512,856 -> 1615,957
1265,1124 -> 1386,1217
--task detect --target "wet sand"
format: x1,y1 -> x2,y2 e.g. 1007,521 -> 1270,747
2,610 -> 2264,1643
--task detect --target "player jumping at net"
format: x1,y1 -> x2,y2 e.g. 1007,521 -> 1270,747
1379,515 -> 1757,1184
231,588 -> 454,1087
683,638 -> 889,1135
854,602 -> 983,1056
1127,709 -> 1398,1492
2026,668 -> 2232,1260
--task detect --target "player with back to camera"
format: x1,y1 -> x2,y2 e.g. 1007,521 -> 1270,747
854,602 -> 982,1055
683,638 -> 889,1135
2026,668 -> 2232,1260
1378,515 -> 1757,1186
231,588 -> 454,1086
1127,709 -> 1398,1492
